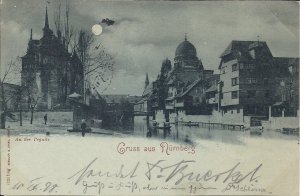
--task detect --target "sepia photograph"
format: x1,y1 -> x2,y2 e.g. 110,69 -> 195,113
0,1 -> 299,195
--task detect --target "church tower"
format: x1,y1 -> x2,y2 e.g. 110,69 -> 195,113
145,73 -> 149,89
42,7 -> 53,38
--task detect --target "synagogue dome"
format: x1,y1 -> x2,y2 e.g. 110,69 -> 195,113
175,37 -> 197,58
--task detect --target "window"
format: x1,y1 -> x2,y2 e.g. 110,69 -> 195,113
245,64 -> 255,69
232,91 -> 238,99
247,90 -> 256,98
263,78 -> 269,85
265,90 -> 270,98
237,108 -> 240,113
246,78 -> 258,84
239,63 -> 244,70
288,66 -> 293,74
222,67 -> 225,74
280,67 -> 285,73
250,49 -> 256,59
232,77 -> 238,86
232,64 -> 238,71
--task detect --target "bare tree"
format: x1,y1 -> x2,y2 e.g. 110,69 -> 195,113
53,0 -> 74,49
0,60 -> 21,128
71,30 -> 114,94
63,0 -> 74,51
77,30 -> 94,65
87,43 -> 114,93
28,96 -> 41,125
54,0 -> 62,35
52,0 -> 115,97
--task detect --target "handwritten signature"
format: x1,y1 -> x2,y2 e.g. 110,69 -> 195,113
67,157 -> 263,194
9,158 -> 264,195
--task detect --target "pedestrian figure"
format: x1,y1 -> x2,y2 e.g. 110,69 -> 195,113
44,114 -> 47,125
81,119 -> 87,137
184,134 -> 192,144
146,130 -> 152,138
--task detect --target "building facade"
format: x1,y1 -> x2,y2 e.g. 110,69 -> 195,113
219,41 -> 273,118
21,7 -> 84,110
149,36 -> 215,121
218,40 -> 299,121
138,38 -> 299,126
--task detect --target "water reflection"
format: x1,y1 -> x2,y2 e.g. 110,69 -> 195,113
130,117 -> 297,145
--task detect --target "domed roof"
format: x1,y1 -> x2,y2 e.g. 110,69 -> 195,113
175,38 -> 197,58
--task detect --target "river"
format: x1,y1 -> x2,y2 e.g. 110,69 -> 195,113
122,117 -> 298,145
1,116 -> 298,146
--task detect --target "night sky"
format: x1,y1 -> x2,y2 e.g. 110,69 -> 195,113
1,0 -> 299,95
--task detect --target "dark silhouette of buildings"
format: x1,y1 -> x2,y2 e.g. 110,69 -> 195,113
21,7 -> 84,110
135,37 -> 299,125
219,40 -> 299,118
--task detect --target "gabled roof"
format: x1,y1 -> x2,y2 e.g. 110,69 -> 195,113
127,96 -> 142,103
273,57 -> 299,67
220,40 -> 254,58
136,97 -> 148,104
205,83 -> 217,93
3,83 -> 20,89
2,83 -> 20,92
273,102 -> 284,106
165,96 -> 174,101
273,57 -> 299,77
175,78 -> 202,98
142,83 -> 153,98
167,78 -> 174,85
219,40 -> 272,69
68,92 -> 82,98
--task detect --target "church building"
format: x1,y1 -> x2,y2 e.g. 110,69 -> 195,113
21,7 -> 84,109
149,35 -> 214,122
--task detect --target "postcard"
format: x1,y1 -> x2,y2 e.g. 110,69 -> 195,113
0,0 -> 299,195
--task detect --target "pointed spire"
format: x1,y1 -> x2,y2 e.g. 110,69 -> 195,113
145,73 -> 149,88
184,33 -> 187,41
45,6 -> 49,29
43,6 -> 53,37
30,29 -> 32,40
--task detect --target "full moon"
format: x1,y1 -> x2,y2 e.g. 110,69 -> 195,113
92,24 -> 103,36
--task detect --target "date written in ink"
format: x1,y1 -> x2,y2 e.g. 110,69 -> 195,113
11,176 -> 59,193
